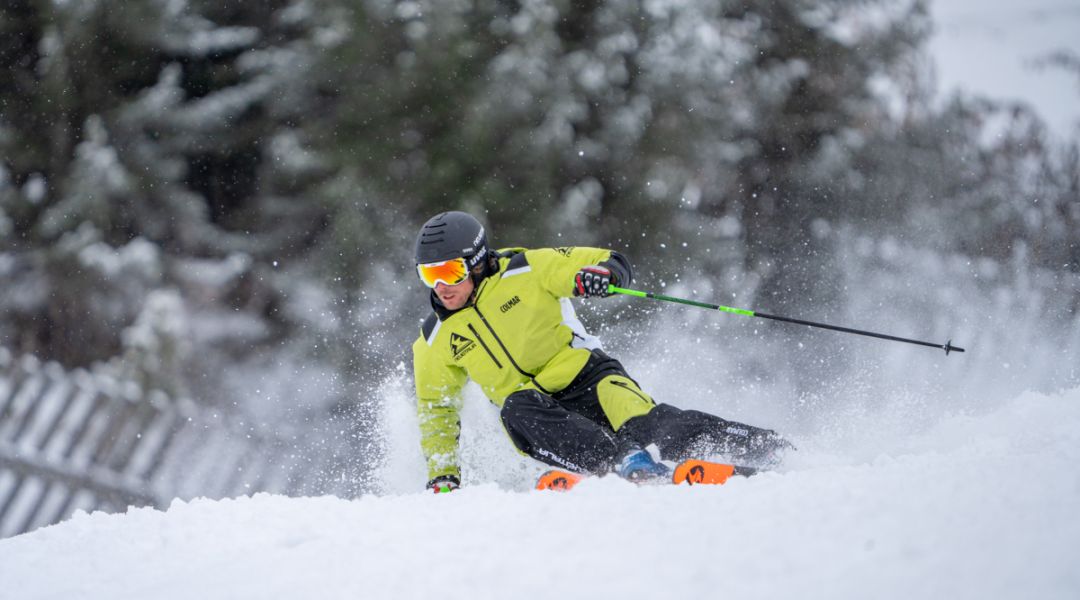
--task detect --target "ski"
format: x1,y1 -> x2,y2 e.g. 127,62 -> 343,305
536,459 -> 758,492
672,459 -> 758,485
535,469 -> 585,491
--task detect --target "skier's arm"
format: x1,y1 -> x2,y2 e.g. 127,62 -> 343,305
418,393 -> 463,486
528,247 -> 633,298
413,339 -> 467,487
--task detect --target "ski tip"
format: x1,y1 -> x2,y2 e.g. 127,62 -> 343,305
732,465 -> 759,478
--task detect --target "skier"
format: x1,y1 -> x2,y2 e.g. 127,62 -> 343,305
412,211 -> 791,493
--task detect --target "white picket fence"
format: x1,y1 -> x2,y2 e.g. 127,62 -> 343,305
0,348 -> 361,538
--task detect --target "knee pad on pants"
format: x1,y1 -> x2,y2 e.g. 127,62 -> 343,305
596,375 -> 655,431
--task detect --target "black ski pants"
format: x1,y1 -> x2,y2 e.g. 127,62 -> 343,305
499,350 -> 781,474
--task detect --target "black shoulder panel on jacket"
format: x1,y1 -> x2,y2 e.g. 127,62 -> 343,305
506,252 -> 530,271
421,312 -> 439,343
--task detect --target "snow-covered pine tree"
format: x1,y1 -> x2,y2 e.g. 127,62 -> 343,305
0,0 -> 341,402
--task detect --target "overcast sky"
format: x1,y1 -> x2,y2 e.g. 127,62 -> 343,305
928,0 -> 1080,138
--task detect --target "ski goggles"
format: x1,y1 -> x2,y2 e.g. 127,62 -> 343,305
416,257 -> 470,288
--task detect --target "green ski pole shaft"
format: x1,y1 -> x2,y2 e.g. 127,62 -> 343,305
608,286 -> 965,355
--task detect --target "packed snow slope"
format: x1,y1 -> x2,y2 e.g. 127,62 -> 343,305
3,387 -> 1079,600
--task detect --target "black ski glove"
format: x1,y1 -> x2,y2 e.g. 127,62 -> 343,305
427,474 -> 460,494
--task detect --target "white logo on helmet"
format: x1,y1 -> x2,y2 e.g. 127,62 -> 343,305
466,246 -> 487,267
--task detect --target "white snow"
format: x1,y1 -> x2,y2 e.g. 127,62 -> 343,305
3,386 -> 1078,599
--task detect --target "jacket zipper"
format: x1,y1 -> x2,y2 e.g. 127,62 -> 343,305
467,323 -> 503,369
472,304 -> 553,395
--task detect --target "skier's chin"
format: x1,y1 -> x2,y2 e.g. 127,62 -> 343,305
440,294 -> 467,310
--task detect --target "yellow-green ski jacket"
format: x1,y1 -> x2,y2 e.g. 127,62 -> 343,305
411,247 -> 618,482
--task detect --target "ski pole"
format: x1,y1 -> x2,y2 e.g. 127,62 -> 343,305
608,285 -> 965,355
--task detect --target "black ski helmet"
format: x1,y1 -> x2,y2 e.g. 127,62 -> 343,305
414,211 -> 489,269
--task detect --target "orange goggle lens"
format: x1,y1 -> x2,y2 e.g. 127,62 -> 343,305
417,258 -> 469,288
